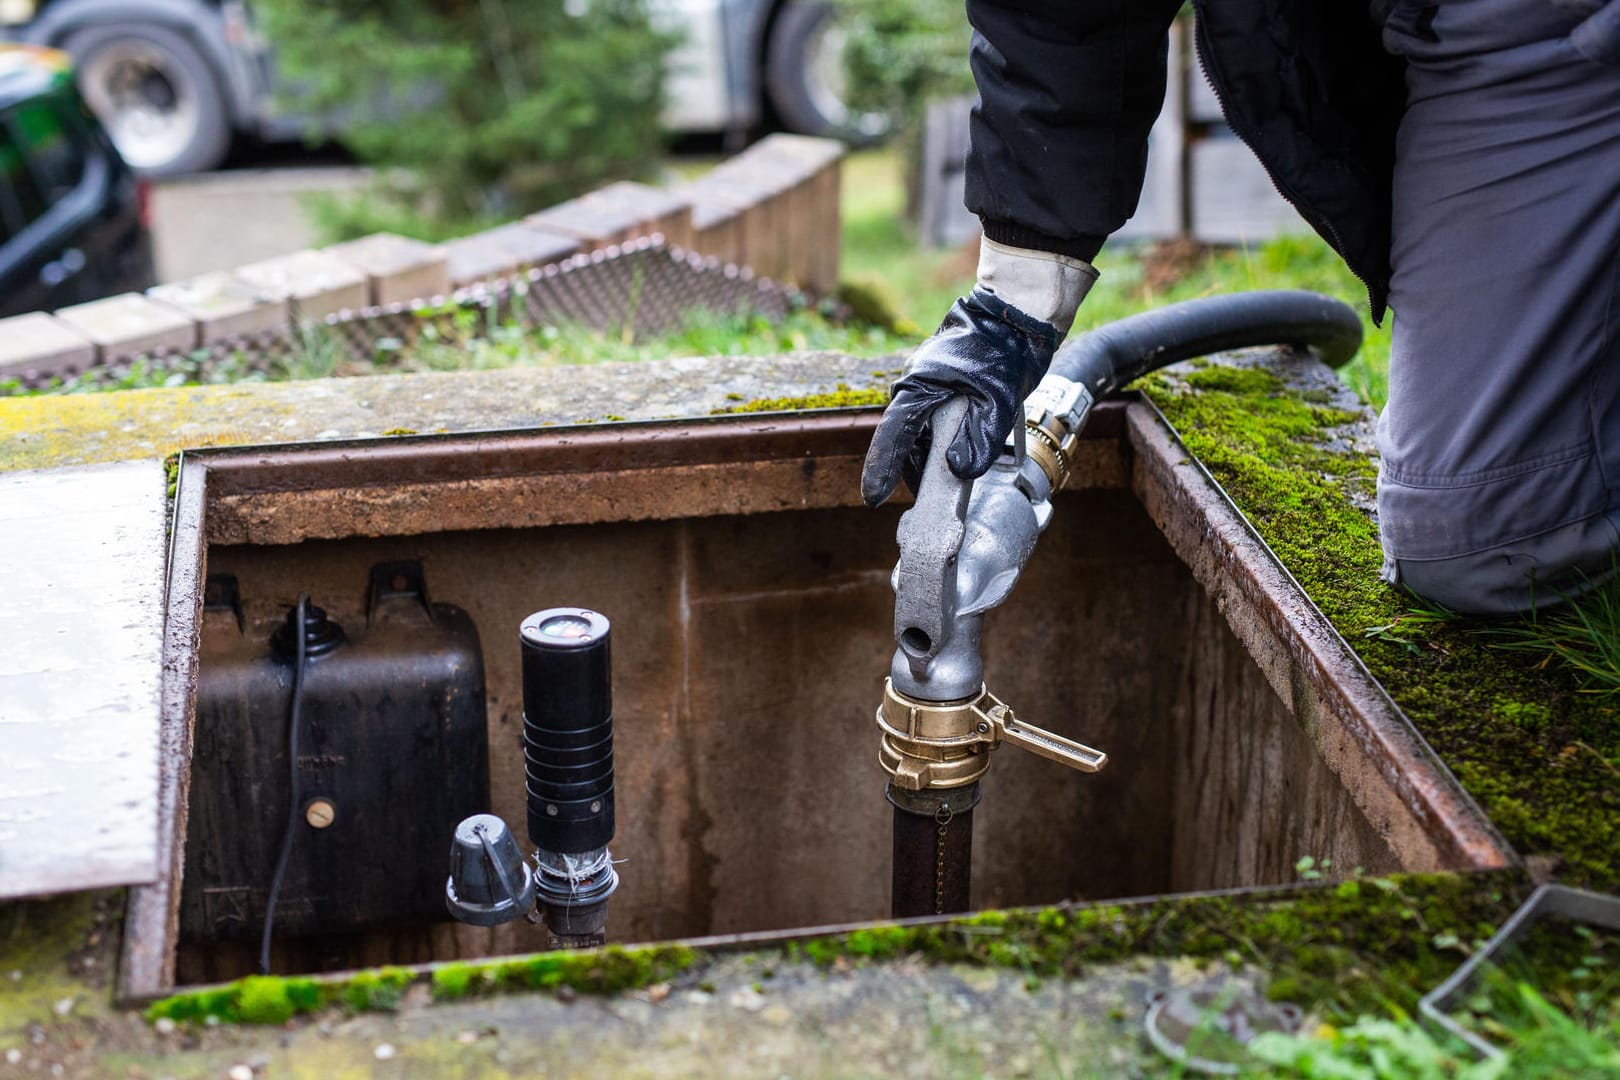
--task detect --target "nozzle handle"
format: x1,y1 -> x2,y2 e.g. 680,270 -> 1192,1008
981,702 -> 1108,773
893,398 -> 972,666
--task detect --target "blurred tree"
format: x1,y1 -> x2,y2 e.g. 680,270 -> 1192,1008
834,0 -> 972,132
258,0 -> 676,239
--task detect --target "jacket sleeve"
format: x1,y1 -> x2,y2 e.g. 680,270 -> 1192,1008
964,0 -> 1183,261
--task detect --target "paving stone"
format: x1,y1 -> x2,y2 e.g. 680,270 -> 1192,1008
52,293 -> 198,361
525,199 -> 643,248
580,181 -> 694,249
444,224 -> 581,288
233,249 -> 369,322
0,313 -> 95,378
147,272 -> 289,342
324,232 -> 452,307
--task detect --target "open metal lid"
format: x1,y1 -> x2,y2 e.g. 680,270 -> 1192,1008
0,461 -> 167,899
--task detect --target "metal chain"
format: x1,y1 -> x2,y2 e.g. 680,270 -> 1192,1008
933,803 -> 954,915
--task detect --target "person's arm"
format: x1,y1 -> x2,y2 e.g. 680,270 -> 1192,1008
862,1 -> 1181,507
966,0 -> 1184,261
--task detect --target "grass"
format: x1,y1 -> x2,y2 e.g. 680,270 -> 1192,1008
1472,577 -> 1620,695
1249,985 -> 1620,1078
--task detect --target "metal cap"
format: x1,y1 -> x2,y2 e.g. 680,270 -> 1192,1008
445,814 -> 535,927
520,608 -> 610,650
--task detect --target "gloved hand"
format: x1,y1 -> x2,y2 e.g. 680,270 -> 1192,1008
861,239 -> 1098,507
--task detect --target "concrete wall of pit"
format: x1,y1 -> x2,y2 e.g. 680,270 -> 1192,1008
177,486 -> 1397,983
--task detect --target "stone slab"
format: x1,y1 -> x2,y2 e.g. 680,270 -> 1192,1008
324,232 -> 452,307
581,181 -> 695,248
52,293 -> 198,361
0,461 -> 167,899
0,351 -> 899,474
750,132 -> 846,176
147,272 -> 290,342
233,249 -> 370,322
0,313 -> 95,378
444,223 -> 581,288
525,199 -> 641,248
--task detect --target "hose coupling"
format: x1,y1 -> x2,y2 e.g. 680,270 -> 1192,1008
1021,374 -> 1094,491
876,678 -> 1108,792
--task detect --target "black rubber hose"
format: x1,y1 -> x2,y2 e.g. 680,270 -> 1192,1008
1050,289 -> 1363,400
260,595 -> 309,976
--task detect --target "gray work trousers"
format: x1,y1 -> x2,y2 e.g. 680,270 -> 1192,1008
1376,0 -> 1620,615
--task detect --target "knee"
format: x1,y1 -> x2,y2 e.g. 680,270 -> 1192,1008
1382,514 -> 1620,617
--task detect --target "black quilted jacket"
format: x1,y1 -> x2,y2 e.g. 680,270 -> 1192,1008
962,1 -> 1408,322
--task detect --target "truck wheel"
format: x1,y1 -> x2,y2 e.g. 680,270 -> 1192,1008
765,1 -> 891,145
63,23 -> 232,177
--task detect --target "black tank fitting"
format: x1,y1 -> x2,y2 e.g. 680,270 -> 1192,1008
520,607 -> 618,946
521,608 -> 615,852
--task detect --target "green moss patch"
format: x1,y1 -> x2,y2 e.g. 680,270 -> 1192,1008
709,382 -> 887,414
788,873 -> 1521,1021
1144,363 -> 1620,889
145,944 -> 698,1026
431,944 -> 696,1002
0,891 -> 121,1035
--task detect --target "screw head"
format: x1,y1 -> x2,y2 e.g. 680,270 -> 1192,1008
304,798 -> 336,829
589,801 -> 602,813
976,722 -> 990,734
546,804 -> 558,817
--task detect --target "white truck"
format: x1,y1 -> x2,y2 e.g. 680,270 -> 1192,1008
0,0 -> 881,177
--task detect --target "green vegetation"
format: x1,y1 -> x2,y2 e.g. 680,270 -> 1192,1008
1471,575 -> 1620,694
834,0 -> 974,130
0,305 -> 909,400
146,944 -> 697,1025
791,875 -> 1521,1025
256,0 -> 675,239
709,381 -> 889,414
1143,365 -> 1620,890
1251,987 -> 1620,1079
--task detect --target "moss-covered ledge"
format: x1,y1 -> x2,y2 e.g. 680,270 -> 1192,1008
1142,355 -> 1619,892
8,875 -> 1535,1077
139,874 -> 1520,1030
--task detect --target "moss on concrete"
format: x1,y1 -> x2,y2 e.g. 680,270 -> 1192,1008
787,873 -> 1522,1023
140,876 -> 1518,1030
146,944 -> 698,1026
708,382 -> 888,414
0,891 -> 121,1040
1143,363 -> 1620,890
0,353 -> 896,473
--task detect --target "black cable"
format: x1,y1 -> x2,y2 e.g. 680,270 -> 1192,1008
260,595 -> 309,976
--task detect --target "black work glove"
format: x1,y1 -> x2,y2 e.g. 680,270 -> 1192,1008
861,287 -> 1061,507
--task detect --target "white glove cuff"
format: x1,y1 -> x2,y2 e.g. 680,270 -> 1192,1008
975,237 -> 1099,337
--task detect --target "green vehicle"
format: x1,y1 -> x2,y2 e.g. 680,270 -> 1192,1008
0,44 -> 153,318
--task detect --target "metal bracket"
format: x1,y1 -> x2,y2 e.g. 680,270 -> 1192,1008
1419,884 -> 1620,1060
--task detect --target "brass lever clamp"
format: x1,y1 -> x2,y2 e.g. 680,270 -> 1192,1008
877,679 -> 1108,792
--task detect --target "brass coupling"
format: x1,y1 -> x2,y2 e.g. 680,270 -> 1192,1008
1024,412 -> 1079,492
877,679 -> 1109,792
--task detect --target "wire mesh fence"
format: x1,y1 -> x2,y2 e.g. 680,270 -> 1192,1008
7,238 -> 814,393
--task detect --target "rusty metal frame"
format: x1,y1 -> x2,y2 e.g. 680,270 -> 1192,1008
1125,396 -> 1514,874
119,405 -> 1131,1002
119,395 -> 1512,1002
